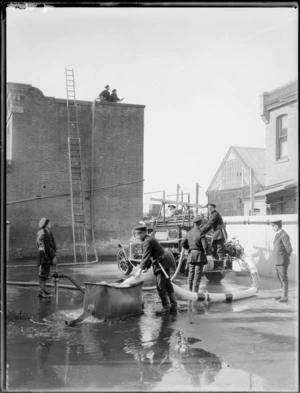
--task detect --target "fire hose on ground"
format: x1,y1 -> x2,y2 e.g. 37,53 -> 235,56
119,249 -> 259,303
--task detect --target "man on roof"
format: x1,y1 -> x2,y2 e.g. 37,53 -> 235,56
99,85 -> 110,101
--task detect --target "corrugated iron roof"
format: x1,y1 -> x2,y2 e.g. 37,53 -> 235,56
233,146 -> 266,185
206,146 -> 266,192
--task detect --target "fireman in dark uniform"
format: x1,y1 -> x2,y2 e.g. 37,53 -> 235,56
36,218 -> 57,298
108,89 -> 122,102
99,85 -> 110,101
182,215 -> 209,292
199,203 -> 227,261
134,225 -> 178,314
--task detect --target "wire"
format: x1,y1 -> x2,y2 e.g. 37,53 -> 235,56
7,179 -> 144,205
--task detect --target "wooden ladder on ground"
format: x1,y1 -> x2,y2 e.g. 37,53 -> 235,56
65,68 -> 88,263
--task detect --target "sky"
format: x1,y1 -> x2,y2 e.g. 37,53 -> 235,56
6,5 -> 298,211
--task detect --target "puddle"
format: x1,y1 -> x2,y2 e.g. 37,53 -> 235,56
6,268 -> 293,391
6,306 -> 266,391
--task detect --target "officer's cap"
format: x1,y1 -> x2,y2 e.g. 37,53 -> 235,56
193,215 -> 203,224
206,203 -> 216,208
105,85 -> 109,89
271,220 -> 282,226
134,225 -> 147,232
39,217 -> 49,229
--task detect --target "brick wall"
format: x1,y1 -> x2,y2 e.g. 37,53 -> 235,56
7,83 -> 145,259
265,104 -> 298,187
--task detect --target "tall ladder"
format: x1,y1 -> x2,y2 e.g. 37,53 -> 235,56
65,68 -> 88,263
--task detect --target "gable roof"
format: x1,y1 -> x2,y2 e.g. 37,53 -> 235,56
206,146 -> 266,192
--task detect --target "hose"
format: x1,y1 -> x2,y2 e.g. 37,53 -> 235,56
7,273 -> 85,294
7,281 -> 82,291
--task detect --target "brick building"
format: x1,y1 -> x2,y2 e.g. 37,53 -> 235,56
206,80 -> 298,217
253,80 -> 298,214
205,146 -> 266,216
6,83 -> 145,259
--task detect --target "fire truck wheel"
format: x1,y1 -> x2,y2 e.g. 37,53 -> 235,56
204,272 -> 225,282
117,251 -> 133,275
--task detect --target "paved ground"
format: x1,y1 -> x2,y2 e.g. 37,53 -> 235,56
4,260 -> 299,392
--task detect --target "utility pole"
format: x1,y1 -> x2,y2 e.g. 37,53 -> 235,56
176,184 -> 181,208
249,168 -> 254,216
195,183 -> 201,214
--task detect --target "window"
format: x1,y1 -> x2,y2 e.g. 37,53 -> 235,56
276,115 -> 288,160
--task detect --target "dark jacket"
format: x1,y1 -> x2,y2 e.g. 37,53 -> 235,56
199,210 -> 227,241
272,229 -> 293,266
36,229 -> 57,266
99,90 -> 110,100
139,235 -> 174,274
108,92 -> 120,102
182,226 -> 208,265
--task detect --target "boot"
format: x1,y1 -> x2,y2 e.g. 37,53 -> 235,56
155,294 -> 171,314
37,280 -> 51,298
279,282 -> 288,302
168,292 -> 178,314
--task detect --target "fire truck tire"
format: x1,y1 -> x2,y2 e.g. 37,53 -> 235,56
117,251 -> 133,275
204,272 -> 225,282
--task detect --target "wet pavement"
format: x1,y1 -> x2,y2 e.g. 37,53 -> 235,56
4,260 -> 299,392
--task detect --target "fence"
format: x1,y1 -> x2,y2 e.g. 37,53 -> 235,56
224,214 -> 298,281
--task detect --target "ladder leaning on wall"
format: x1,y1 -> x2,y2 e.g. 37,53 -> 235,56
65,68 -> 88,263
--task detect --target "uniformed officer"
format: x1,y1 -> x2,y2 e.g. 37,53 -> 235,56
271,219 -> 293,302
99,85 -> 110,101
134,225 -> 178,314
182,215 -> 209,292
199,203 -> 227,261
108,89 -> 123,103
36,218 -> 57,298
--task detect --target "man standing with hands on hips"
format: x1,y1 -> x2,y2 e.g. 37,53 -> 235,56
271,219 -> 293,303
133,225 -> 178,314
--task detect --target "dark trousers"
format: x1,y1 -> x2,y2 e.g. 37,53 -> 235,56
188,263 -> 204,292
276,264 -> 288,288
211,240 -> 225,260
155,268 -> 174,297
39,263 -> 51,281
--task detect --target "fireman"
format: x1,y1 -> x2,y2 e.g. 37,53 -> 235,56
133,225 -> 178,314
199,203 -> 227,261
36,218 -> 57,298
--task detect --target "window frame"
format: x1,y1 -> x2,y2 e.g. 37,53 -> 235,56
276,114 -> 288,161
